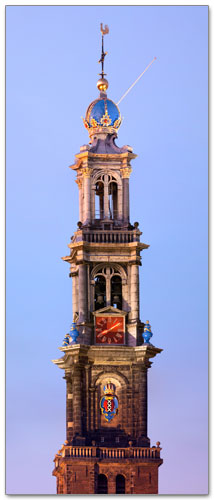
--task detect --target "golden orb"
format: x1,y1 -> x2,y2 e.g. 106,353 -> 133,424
97,78 -> 109,92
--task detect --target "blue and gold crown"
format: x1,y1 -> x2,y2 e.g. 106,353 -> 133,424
83,98 -> 121,135
103,382 -> 116,395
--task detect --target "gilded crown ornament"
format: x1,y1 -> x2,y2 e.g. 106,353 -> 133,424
103,382 -> 116,394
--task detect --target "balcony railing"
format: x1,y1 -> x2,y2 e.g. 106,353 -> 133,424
81,230 -> 140,244
57,445 -> 161,461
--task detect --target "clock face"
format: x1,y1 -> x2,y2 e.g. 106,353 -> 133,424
95,316 -> 125,344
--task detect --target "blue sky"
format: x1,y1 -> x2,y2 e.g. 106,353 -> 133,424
6,5 -> 208,494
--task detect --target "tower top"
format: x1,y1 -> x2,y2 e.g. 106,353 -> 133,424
82,24 -> 122,139
97,23 -> 109,93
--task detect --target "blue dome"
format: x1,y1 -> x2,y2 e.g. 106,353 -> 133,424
84,98 -> 121,130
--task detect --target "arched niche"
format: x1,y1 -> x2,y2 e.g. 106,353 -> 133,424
92,371 -> 129,431
116,474 -> 126,494
97,474 -> 108,494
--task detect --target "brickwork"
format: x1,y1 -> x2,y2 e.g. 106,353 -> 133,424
55,345 -> 162,448
53,458 -> 162,494
53,346 -> 163,493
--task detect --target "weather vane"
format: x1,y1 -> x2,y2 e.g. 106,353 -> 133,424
98,23 -> 109,78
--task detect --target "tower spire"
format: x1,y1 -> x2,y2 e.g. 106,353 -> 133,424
97,23 -> 109,93
99,23 -> 109,77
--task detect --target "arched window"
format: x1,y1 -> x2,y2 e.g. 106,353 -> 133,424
93,173 -> 120,221
95,180 -> 104,219
111,275 -> 122,309
93,266 -> 124,310
108,181 -> 118,220
94,275 -> 106,310
97,474 -> 108,494
116,474 -> 125,494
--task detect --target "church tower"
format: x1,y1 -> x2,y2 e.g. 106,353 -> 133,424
52,25 -> 163,494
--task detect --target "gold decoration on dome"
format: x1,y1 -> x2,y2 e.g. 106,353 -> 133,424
82,167 -> 91,178
91,118 -> 98,128
97,78 -> 109,92
113,117 -> 121,129
82,117 -> 89,129
121,167 -> 132,179
100,110 -> 112,126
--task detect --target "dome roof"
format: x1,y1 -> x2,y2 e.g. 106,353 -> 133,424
83,97 -> 121,133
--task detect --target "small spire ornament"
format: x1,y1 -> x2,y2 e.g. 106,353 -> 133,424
62,318 -> 79,346
142,320 -> 153,345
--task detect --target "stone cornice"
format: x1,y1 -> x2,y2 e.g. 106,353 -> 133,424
52,344 -> 163,370
69,151 -> 137,170
66,241 -> 149,251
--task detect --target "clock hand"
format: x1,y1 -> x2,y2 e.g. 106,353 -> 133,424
98,322 -> 121,336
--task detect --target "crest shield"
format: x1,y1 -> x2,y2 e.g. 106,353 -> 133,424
100,382 -> 118,422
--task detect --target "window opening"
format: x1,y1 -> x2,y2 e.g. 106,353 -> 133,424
95,181 -> 104,219
97,474 -> 108,494
108,181 -> 118,220
116,474 -> 125,494
111,275 -> 122,309
94,275 -> 106,310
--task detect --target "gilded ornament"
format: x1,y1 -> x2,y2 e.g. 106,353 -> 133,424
75,178 -> 82,188
82,117 -> 90,129
91,118 -> 98,128
121,167 -> 132,178
97,78 -> 109,92
100,110 -> 112,126
82,167 -> 91,178
113,118 -> 121,129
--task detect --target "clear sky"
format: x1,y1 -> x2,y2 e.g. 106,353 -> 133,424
6,5 -> 208,495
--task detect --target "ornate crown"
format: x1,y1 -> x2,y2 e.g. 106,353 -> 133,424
83,97 -> 122,135
103,382 -> 116,395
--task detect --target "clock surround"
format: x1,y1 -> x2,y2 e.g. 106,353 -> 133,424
93,306 -> 127,346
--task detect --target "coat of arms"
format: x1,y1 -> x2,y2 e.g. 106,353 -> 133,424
100,382 -> 118,422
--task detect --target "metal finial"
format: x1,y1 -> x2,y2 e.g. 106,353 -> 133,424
98,23 -> 109,79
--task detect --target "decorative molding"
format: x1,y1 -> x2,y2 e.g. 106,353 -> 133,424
75,178 -> 83,188
82,167 -> 91,178
120,166 -> 132,179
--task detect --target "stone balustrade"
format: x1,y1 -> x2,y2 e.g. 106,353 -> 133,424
58,445 -> 161,460
74,230 -> 140,244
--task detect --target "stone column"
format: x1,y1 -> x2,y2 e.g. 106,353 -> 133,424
78,264 -> 88,322
104,174 -> 109,219
117,186 -> 123,221
122,278 -> 129,312
133,367 -> 148,439
106,267 -> 111,306
82,168 -> 91,223
66,377 -> 74,442
89,388 -> 95,431
130,264 -> 139,320
72,366 -> 82,436
85,366 -> 90,433
91,185 -> 95,221
72,274 -> 79,319
140,368 -> 148,437
121,166 -> 132,223
75,178 -> 83,222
